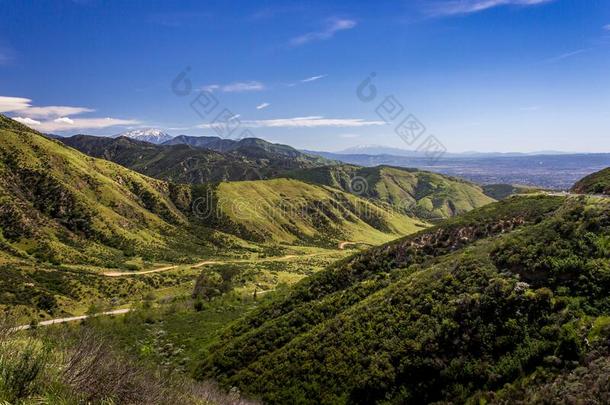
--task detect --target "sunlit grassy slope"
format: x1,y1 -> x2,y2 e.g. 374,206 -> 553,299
284,164 -> 495,219
0,115 -> 229,266
211,178 -> 429,245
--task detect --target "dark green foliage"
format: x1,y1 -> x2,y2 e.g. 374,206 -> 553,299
482,183 -> 539,200
59,134 -> 333,184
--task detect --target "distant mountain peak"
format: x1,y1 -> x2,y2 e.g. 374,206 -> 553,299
116,128 -> 174,144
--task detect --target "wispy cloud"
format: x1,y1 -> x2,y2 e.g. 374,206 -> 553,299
256,102 -> 271,110
289,19 -> 357,47
543,48 -> 589,64
520,105 -> 541,112
301,74 -> 327,83
20,106 -> 95,118
604,24 -> 610,31
424,0 -> 554,17
197,116 -> 385,129
202,81 -> 265,93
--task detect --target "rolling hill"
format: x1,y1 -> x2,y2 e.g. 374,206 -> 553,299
197,193 -> 610,403
571,167 -> 610,195
194,178 -> 428,245
283,164 -> 495,220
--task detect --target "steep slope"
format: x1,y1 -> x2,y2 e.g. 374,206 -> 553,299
0,115 -> 222,266
191,178 -> 428,246
283,164 -> 495,220
198,194 -> 610,403
571,167 -> 610,195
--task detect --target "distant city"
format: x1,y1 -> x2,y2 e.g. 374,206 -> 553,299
309,150 -> 610,190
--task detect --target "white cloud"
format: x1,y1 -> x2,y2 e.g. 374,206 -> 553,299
2,95 -> 140,133
301,74 -> 327,83
197,116 -> 385,129
256,102 -> 271,110
13,117 -> 41,126
54,117 -> 75,124
0,96 -> 31,113
20,106 -> 95,118
13,116 -> 140,133
290,19 -> 357,46
425,0 -> 554,17
0,96 -> 95,118
202,81 -> 265,93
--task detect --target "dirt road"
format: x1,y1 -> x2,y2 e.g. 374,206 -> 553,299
13,308 -> 131,331
103,253 -> 318,277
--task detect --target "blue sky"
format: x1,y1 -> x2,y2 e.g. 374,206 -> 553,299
0,0 -> 609,152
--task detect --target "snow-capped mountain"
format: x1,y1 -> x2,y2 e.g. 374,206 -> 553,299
115,129 -> 174,144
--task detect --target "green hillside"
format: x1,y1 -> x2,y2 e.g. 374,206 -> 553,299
571,167 -> 610,195
0,115 -> 229,267
196,178 -> 428,246
284,164 -> 495,220
197,194 -> 610,403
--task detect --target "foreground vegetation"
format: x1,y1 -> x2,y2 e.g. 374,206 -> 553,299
0,315 -> 258,404
197,195 -> 610,404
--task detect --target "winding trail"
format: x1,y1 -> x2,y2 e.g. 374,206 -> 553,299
338,241 -> 372,250
18,246 -> 355,329
13,308 -> 131,331
103,253 -> 320,277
